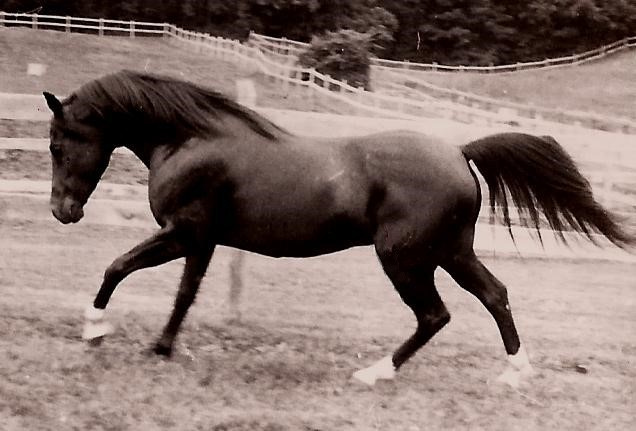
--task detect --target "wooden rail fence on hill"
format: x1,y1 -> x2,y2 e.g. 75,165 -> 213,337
249,31 -> 636,74
248,32 -> 636,134
1,11 -> 635,135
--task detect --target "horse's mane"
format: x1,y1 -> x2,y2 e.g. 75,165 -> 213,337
67,70 -> 288,141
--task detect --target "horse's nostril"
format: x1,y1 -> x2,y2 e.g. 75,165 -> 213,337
69,201 -> 84,222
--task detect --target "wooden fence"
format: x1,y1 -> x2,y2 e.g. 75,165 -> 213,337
371,68 -> 636,134
0,11 -> 165,36
248,32 -> 636,134
2,12 -> 634,134
167,27 -> 635,134
249,31 -> 636,74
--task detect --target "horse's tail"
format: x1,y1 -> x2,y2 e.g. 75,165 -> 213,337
461,132 -> 634,249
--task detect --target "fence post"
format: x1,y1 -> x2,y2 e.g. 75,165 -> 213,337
98,18 -> 104,36
32,14 -> 37,30
282,67 -> 290,92
357,86 -> 365,113
307,70 -> 316,111
129,21 -> 135,38
0,12 -> 5,27
323,74 -> 331,91
65,16 -> 71,33
163,23 -> 169,38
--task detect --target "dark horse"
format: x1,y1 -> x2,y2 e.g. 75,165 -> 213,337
43,70 -> 633,387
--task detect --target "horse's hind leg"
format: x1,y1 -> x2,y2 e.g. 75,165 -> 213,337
442,232 -> 533,387
353,253 -> 450,385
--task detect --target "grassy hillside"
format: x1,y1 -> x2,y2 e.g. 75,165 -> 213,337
396,50 -> 636,120
2,27 -> 634,121
0,27 -> 351,114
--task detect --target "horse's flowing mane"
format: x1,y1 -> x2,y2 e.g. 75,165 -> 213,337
68,70 -> 287,140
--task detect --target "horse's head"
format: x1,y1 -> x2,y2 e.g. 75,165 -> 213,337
44,92 -> 112,224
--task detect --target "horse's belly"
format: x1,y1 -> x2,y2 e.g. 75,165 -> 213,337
225,205 -> 374,258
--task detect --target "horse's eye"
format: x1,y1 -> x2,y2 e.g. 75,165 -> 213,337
49,143 -> 63,158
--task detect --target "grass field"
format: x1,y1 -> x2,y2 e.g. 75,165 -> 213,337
1,26 -> 635,431
0,27 -> 353,115
2,27 -> 635,120
1,219 -> 635,430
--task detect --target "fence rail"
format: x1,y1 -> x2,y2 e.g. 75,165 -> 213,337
372,68 -> 636,134
249,32 -> 636,74
2,11 -> 635,136
0,11 -> 166,36
248,32 -> 636,134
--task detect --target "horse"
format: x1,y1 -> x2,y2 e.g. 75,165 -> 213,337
43,70 -> 633,387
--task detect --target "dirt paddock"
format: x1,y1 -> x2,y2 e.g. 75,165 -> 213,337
0,217 -> 634,430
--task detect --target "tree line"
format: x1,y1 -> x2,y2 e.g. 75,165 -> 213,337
4,0 -> 635,65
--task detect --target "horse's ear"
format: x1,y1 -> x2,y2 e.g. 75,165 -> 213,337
43,92 -> 63,118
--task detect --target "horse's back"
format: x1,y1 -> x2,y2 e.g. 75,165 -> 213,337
347,130 -> 475,199
346,130 -> 479,253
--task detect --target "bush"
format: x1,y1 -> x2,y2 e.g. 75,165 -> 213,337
298,29 -> 372,90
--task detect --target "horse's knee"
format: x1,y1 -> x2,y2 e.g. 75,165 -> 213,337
416,305 -> 451,332
104,258 -> 126,284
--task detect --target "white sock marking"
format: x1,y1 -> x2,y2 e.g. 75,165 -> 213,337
352,355 -> 396,386
82,305 -> 113,340
496,344 -> 534,388
84,305 -> 106,321
508,344 -> 532,371
82,320 -> 114,340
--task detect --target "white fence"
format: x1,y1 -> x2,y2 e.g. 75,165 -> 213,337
248,32 -> 636,134
169,28 -> 636,135
249,31 -> 636,74
2,11 -> 635,134
0,11 -> 165,36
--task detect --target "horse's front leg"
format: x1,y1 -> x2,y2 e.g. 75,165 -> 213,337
83,225 -> 187,342
154,248 -> 214,356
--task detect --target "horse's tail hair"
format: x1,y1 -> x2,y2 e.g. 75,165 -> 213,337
461,132 -> 634,249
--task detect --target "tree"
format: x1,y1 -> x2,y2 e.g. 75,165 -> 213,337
298,29 -> 372,90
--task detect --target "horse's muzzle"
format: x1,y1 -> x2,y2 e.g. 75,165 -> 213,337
51,197 -> 84,224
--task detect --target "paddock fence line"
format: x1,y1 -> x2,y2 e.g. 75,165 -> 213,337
1,10 -> 509,127
0,11 -> 166,36
370,68 -> 636,135
249,31 -> 636,74
248,32 -> 636,134
167,26 -> 636,135
2,12 -> 635,134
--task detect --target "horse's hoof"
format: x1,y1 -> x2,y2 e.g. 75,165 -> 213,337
87,336 -> 105,347
82,321 -> 114,341
495,365 -> 535,388
153,343 -> 173,357
352,355 -> 396,386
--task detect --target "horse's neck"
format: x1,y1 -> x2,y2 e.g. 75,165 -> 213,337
124,134 -> 181,170
125,141 -> 154,169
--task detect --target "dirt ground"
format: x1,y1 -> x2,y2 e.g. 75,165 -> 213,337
0,218 -> 634,431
